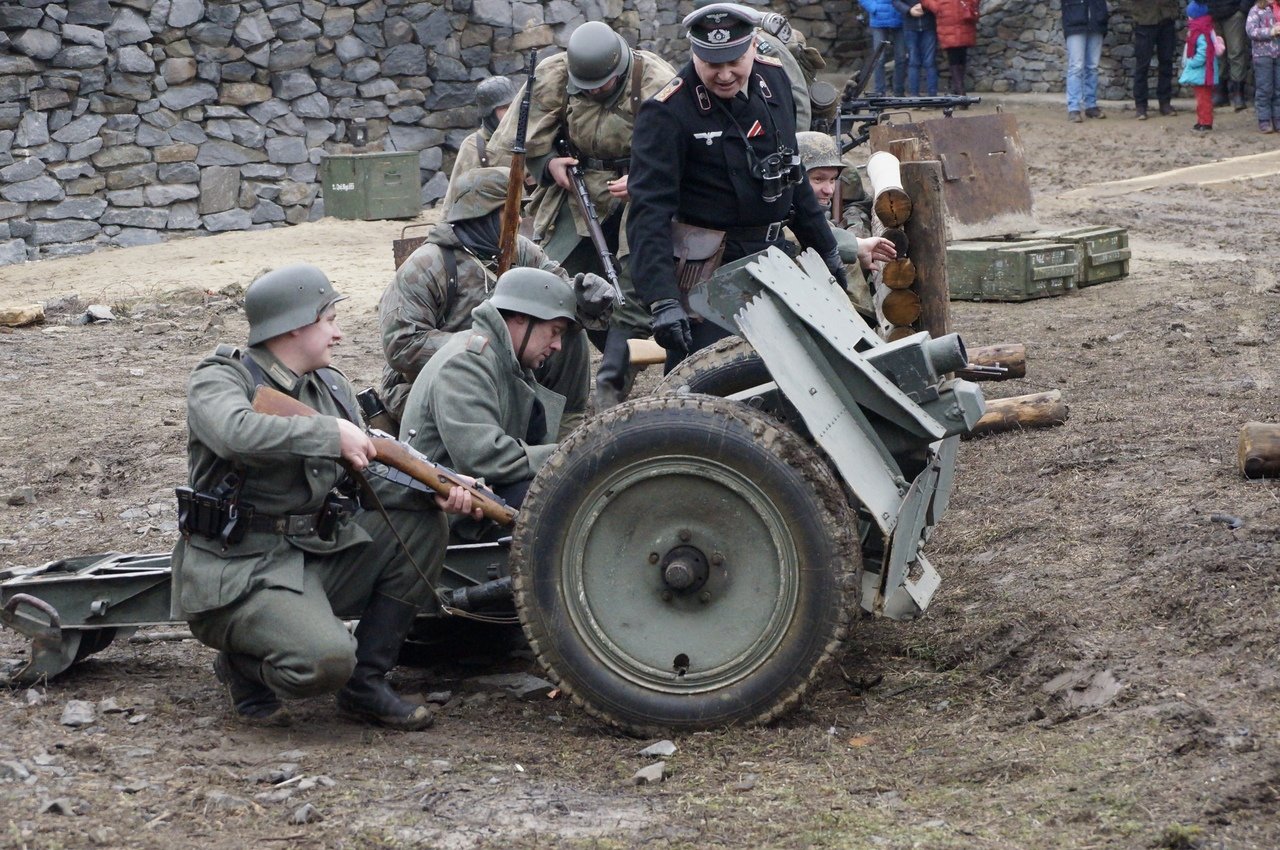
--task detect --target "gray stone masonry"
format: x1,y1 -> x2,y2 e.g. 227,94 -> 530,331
0,0 -> 1162,263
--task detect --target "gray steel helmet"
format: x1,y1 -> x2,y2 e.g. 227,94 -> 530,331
797,131 -> 845,172
444,166 -> 509,223
475,76 -> 516,122
566,21 -> 628,93
489,267 -> 576,323
245,264 -> 347,346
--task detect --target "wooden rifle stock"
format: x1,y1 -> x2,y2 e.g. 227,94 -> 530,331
497,48 -> 537,277
251,386 -> 518,526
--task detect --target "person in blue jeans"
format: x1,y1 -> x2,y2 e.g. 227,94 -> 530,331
1062,0 -> 1110,122
894,0 -> 939,96
860,0 -> 907,96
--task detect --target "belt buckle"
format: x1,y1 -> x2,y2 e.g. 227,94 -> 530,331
286,514 -> 314,536
765,222 -> 781,242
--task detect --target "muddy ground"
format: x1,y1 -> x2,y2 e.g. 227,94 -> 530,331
1,96 -> 1278,849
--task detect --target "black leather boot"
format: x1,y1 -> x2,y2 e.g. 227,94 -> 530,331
213,651 -> 291,726
1213,75 -> 1229,107
594,329 -> 636,410
335,593 -> 433,731
1230,80 -> 1247,111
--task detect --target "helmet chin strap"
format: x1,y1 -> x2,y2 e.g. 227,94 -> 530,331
515,317 -> 537,365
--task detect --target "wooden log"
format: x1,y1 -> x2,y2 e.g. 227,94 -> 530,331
0,303 -> 44,327
886,325 -> 916,341
867,151 -> 913,227
956,343 -> 1028,381
881,258 -> 917,290
1239,422 -> 1280,478
628,337 -> 667,367
899,160 -> 950,338
881,288 -> 922,326
967,390 -> 1068,437
873,190 -> 912,228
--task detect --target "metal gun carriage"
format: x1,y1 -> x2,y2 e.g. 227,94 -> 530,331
2,248 -> 983,736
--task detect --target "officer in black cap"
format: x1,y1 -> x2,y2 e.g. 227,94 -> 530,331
626,2 -> 845,368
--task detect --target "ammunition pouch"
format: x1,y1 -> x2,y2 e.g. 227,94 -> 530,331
176,490 -> 354,544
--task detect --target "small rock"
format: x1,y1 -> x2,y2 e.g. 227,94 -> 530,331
202,789 -> 250,811
1210,513 -> 1244,530
277,750 -> 308,761
429,759 -> 452,773
60,700 -> 96,728
117,781 -> 148,794
424,690 -> 453,705
639,740 -> 677,758
255,788 -> 296,804
141,321 -> 171,335
6,488 -> 34,506
98,697 -> 126,714
632,761 -> 668,786
290,803 -> 322,824
729,773 -> 757,792
468,672 -> 555,700
85,305 -> 115,322
0,761 -> 31,781
24,689 -> 45,707
128,368 -> 145,377
249,763 -> 300,784
128,714 -> 149,725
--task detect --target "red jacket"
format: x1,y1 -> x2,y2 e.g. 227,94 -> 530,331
923,0 -> 980,48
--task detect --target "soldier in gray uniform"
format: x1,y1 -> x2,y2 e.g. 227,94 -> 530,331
378,167 -> 614,434
440,76 -> 516,217
172,264 -> 478,730
488,22 -> 677,408
399,268 -> 577,518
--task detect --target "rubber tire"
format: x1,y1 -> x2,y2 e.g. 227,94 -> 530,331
656,336 -> 767,398
510,394 -> 860,737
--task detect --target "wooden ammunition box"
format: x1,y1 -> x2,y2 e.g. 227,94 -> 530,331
946,240 -> 1079,302
1014,225 -> 1130,287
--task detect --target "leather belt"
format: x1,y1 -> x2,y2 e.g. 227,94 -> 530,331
720,221 -> 787,243
579,155 -> 629,175
247,510 -> 322,536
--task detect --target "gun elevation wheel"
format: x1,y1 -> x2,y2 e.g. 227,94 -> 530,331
510,394 -> 859,736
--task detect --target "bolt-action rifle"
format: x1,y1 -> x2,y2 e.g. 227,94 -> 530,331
553,135 -> 626,306
252,386 -> 518,526
496,48 -> 537,277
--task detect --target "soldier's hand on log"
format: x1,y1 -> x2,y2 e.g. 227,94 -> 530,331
607,175 -> 629,200
821,247 -> 850,291
650,298 -> 693,355
573,272 -> 617,329
857,236 -> 897,269
337,419 -> 376,472
547,157 -> 578,191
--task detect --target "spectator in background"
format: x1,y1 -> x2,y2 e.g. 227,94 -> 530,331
1245,0 -> 1280,132
859,0 -> 906,96
1061,0 -> 1110,122
1181,1 -> 1222,131
1132,0 -> 1182,119
1207,0 -> 1252,109
923,0 -> 980,98
894,0 -> 939,96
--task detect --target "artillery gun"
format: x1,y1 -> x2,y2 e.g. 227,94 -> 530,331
1,249 -> 983,736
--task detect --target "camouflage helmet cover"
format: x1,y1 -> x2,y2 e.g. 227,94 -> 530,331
489,267 -> 577,324
475,76 -> 516,121
245,264 -> 347,346
796,131 -> 845,172
445,166 -> 509,223
566,21 -> 629,92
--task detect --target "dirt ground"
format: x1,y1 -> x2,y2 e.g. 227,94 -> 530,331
1,95 -> 1278,849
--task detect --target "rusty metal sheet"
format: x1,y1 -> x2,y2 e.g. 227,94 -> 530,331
870,112 -> 1037,241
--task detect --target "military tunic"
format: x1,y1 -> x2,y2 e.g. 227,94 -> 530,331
439,126 -> 511,218
399,300 -> 565,489
627,57 -> 838,311
377,221 -> 588,434
172,344 -> 448,700
756,31 -> 812,131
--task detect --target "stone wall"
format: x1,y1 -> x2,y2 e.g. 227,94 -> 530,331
0,0 -> 1169,265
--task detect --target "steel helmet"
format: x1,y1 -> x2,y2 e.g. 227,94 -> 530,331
796,131 -> 845,173
475,76 -> 516,122
566,22 -> 628,93
489,267 -> 576,323
445,166 -> 509,224
245,264 -> 347,346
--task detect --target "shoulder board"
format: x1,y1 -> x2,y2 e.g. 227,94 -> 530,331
214,343 -> 241,359
465,333 -> 490,354
654,76 -> 683,103
756,54 -> 784,68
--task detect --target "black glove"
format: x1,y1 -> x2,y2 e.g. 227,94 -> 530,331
649,298 -> 692,355
822,247 -> 849,291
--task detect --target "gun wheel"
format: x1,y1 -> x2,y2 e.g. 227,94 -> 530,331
510,394 -> 860,736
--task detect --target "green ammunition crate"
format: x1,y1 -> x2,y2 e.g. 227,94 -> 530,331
1014,225 -> 1130,287
946,240 -> 1079,302
319,151 -> 421,220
